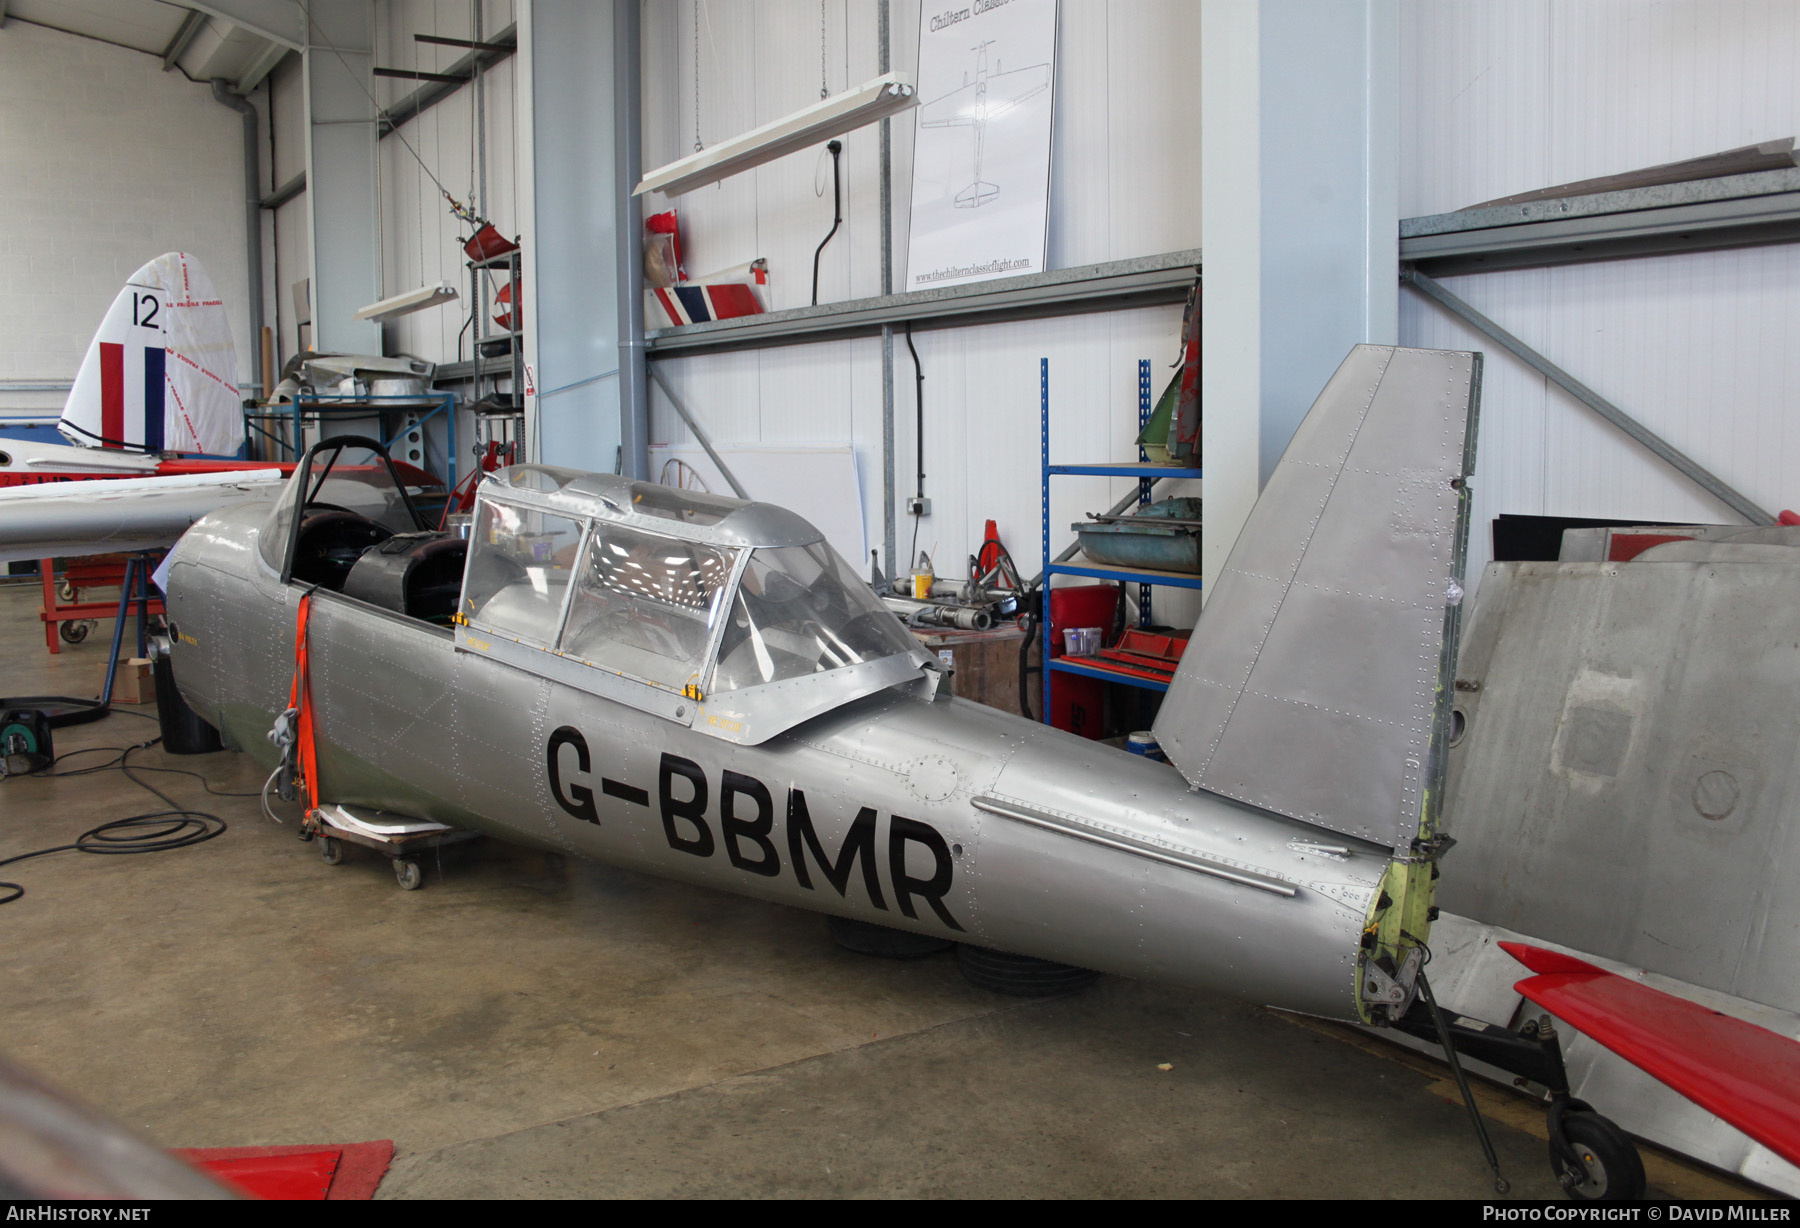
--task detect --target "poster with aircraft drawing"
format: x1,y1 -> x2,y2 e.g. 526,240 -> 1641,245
906,0 -> 1057,291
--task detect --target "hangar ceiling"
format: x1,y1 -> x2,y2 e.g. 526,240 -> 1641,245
1,0 -> 290,91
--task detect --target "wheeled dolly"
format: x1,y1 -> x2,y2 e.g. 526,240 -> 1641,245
300,807 -> 481,891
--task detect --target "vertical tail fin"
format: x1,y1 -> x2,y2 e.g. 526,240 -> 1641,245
61,253 -> 242,457
1152,345 -> 1481,851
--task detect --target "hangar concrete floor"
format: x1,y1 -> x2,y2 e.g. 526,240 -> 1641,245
0,582 -> 1759,1200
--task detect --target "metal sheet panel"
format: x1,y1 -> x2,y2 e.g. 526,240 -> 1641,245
1155,345 -> 1479,848
1443,558 -> 1800,1016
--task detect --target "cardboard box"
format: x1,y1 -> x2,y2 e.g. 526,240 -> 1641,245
102,657 -> 156,705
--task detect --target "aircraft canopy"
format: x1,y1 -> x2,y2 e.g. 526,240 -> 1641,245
486,466 -> 824,550
458,466 -> 930,745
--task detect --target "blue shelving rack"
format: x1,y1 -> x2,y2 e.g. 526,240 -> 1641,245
246,393 -> 458,488
1039,357 -> 1203,721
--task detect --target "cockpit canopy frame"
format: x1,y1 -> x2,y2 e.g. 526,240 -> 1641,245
454,466 -> 930,744
259,434 -> 431,582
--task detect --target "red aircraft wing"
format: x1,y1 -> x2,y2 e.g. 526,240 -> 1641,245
1502,941 -> 1800,1168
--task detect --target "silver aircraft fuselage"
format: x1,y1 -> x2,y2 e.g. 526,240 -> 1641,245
163,501 -> 1387,1023
161,345 -> 1479,1027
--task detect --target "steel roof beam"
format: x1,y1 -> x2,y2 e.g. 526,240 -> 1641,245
1401,267 -> 1773,525
185,0 -> 303,51
161,9 -> 207,70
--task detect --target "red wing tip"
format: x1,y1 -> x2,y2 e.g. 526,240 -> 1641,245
1499,940 -> 1602,976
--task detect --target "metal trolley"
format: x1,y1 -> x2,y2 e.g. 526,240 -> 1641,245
302,804 -> 482,891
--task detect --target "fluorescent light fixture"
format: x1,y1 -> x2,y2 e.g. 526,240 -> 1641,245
354,282 -> 460,323
636,72 -> 917,198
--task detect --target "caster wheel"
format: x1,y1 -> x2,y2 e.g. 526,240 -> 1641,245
393,859 -> 422,891
318,837 -> 343,865
59,620 -> 89,644
57,580 -> 75,603
956,944 -> 1100,997
1552,1111 -> 1645,1201
828,914 -> 954,959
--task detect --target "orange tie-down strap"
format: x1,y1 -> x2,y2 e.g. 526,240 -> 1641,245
285,591 -> 320,813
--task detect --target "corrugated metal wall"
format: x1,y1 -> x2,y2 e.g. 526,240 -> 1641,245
261,1 -> 1800,621
1399,0 -> 1800,587
639,0 -> 1202,593
375,0 -> 520,368
267,0 -> 520,371
649,306 -> 1192,602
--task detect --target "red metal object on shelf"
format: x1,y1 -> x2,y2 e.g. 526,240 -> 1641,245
1503,941 -> 1800,1169
1077,627 -> 1190,683
37,555 -> 164,656
1101,628 -> 1188,665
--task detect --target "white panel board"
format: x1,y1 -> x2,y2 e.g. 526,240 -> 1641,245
905,0 -> 1057,290
1399,0 -> 1800,601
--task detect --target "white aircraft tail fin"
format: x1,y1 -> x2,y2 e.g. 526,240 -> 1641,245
60,253 -> 243,457
1152,345 -> 1482,852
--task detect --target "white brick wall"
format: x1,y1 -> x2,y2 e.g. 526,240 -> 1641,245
0,21 -> 250,415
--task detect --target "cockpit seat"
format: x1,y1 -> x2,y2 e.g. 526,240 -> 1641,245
341,531 -> 469,624
291,509 -> 393,591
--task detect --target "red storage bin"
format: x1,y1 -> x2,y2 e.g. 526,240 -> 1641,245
1046,583 -> 1119,739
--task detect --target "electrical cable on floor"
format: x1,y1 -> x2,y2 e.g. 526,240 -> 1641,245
0,739 -> 230,907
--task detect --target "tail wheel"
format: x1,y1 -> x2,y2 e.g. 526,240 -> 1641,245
1552,1111 -> 1646,1201
956,944 -> 1100,997
827,915 -> 953,959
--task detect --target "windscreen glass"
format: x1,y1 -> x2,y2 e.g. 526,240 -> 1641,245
460,498 -> 584,644
260,443 -> 420,572
559,522 -> 735,691
712,543 -> 917,691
